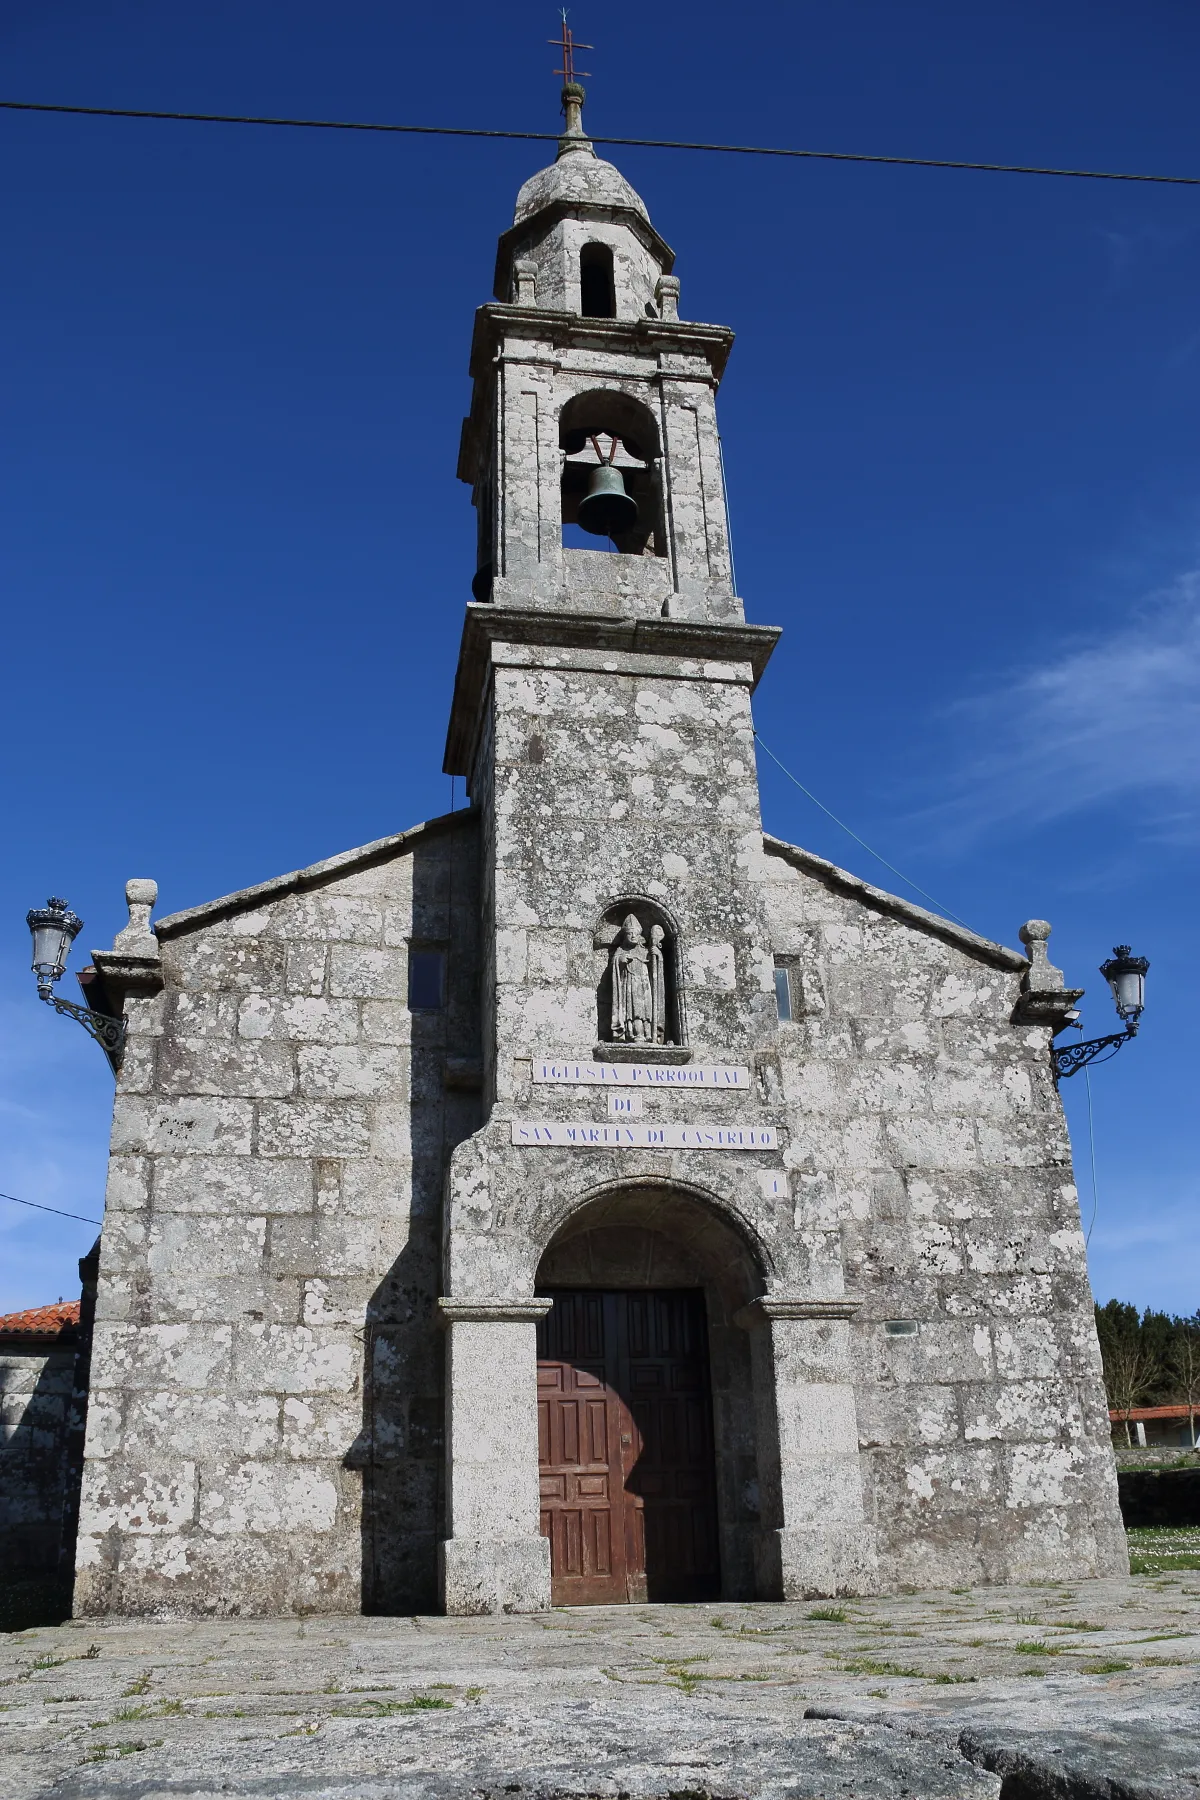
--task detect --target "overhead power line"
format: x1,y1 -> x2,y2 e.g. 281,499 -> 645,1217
2,99 -> 1198,187
0,1190 -> 102,1226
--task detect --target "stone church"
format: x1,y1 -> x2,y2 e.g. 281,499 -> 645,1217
71,91 -> 1126,1618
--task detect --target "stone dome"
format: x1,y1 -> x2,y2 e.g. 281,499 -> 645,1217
513,143 -> 650,227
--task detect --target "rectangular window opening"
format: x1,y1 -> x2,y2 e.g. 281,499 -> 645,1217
884,1319 -> 920,1337
408,949 -> 446,1011
773,965 -> 793,1023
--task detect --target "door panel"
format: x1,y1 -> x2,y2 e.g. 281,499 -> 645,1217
536,1288 -> 720,1605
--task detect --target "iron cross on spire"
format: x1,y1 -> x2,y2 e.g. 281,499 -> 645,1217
550,10 -> 592,86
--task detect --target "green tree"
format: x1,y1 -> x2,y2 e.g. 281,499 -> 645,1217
1168,1313 -> 1200,1448
1094,1301 -> 1161,1445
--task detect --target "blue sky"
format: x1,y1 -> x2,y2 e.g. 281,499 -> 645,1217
2,0 -> 1197,1316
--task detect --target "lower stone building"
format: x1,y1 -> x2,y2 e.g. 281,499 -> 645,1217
68,91 -> 1125,1618
1,1247 -> 97,1606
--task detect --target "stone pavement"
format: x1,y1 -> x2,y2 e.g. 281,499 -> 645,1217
3,1576 -> 1199,1798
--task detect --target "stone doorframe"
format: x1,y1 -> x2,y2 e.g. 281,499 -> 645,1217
437,1181 -> 878,1614
437,1298 -> 554,1616
734,1296 -> 879,1598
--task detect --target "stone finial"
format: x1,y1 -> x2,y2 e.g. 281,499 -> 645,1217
557,83 -> 593,159
111,878 -> 159,958
655,275 -> 680,322
1013,917 -> 1083,1031
513,259 -> 538,306
1018,919 -> 1062,992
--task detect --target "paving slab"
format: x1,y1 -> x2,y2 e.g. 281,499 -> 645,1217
3,1577 -> 1199,1798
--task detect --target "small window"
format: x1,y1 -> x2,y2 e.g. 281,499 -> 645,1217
773,965 -> 793,1022
884,1319 -> 920,1337
408,950 -> 445,1011
580,243 -> 616,318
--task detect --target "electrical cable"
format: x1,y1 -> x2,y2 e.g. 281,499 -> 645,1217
0,1190 -> 102,1226
2,99 -> 1199,187
752,730 -> 971,927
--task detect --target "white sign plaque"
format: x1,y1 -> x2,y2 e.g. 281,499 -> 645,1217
512,1120 -> 778,1151
608,1092 -> 644,1117
533,1058 -> 752,1090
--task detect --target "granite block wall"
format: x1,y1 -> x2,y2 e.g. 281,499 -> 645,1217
75,817 -> 480,1617
761,838 -> 1127,1586
0,1344 -> 77,1580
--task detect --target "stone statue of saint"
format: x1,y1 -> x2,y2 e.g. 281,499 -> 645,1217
609,914 -> 654,1042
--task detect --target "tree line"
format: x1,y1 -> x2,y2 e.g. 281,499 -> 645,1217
1094,1301 -> 1200,1445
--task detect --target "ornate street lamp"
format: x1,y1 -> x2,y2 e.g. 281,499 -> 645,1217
1052,944 -> 1149,1081
25,896 -> 126,1063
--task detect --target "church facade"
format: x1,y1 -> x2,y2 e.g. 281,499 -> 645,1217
73,93 -> 1126,1618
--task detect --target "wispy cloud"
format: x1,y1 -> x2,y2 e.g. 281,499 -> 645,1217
1098,221 -> 1198,288
914,570 -> 1200,849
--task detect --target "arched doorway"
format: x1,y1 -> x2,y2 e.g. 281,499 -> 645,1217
534,1183 -> 765,1605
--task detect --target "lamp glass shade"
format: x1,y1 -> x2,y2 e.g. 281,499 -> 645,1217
27,898 -> 83,982
1100,944 -> 1148,1025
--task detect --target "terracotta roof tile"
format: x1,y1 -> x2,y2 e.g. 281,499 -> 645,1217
1109,1404 -> 1199,1423
0,1300 -> 80,1342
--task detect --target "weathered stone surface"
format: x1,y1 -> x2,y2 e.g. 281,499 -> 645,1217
74,103 -> 1123,1621
0,1342 -> 77,1580
4,1581 -> 1200,1800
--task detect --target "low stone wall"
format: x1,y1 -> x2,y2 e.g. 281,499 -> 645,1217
1117,1466 -> 1200,1527
0,1344 -> 77,1579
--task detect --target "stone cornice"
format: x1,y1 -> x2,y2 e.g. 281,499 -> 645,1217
154,811 -> 478,941
734,1297 -> 863,1329
466,302 -> 735,389
762,835 -> 1029,975
437,1298 -> 554,1326
443,606 -> 781,777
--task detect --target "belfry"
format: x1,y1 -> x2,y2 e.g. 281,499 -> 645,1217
71,91 -> 1126,1618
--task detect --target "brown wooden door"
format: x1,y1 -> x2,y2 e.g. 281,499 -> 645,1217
536,1289 -> 720,1605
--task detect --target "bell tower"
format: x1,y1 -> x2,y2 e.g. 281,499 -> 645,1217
433,90 -> 865,1620
455,85 -> 742,624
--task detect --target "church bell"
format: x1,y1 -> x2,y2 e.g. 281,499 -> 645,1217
577,462 -> 639,538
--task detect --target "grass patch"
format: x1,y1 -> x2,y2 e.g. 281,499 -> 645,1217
807,1606 -> 849,1623
1082,1660 -> 1133,1675
1127,1527 -> 1200,1575
331,1694 -> 452,1718
91,1700 -> 183,1729
84,1741 -> 161,1762
1014,1641 -> 1059,1656
122,1672 -> 153,1697
833,1657 -> 924,1679
1053,1620 -> 1106,1632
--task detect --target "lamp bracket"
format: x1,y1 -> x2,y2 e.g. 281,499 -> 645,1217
1052,1025 -> 1136,1082
38,984 -> 126,1069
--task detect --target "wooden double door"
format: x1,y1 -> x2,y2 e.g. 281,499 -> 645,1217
536,1288 -> 721,1605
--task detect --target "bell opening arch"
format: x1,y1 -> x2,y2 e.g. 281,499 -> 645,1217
559,389 -> 665,557
533,1179 -> 769,1603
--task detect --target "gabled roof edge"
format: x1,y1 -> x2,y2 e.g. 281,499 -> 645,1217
154,809 -> 478,941
762,834 -> 1028,973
